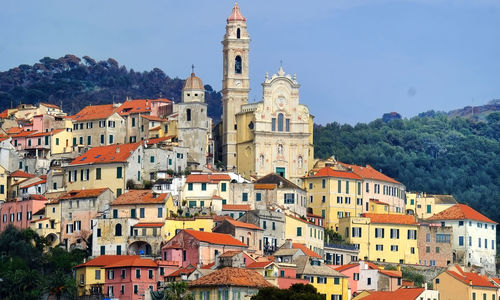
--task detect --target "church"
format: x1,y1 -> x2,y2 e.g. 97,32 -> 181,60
213,3 -> 314,185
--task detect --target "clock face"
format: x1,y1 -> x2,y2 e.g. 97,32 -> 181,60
234,80 -> 242,87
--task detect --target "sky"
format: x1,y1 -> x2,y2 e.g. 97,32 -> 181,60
1,0 -> 499,124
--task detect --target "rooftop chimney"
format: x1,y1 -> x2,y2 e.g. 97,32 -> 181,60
116,146 -> 120,153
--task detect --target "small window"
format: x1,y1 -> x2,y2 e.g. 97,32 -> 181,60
236,28 -> 241,39
235,55 -> 242,74
186,109 -> 191,121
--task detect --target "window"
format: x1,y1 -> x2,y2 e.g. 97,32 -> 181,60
117,245 -> 121,255
459,221 -> 464,226
317,277 -> 327,284
436,234 -> 451,243
367,278 -> 372,285
375,228 -> 385,238
140,208 -> 145,218
149,269 -> 153,279
115,224 -> 122,236
221,182 -> 227,192
297,227 -> 302,236
97,228 -> 101,237
109,134 -> 114,144
95,270 -> 101,280
201,183 -> 207,191
322,179 -> 326,188
478,238 -> 482,248
113,209 -> 118,218
426,246 -> 430,253
235,55 -> 242,74
376,244 -> 383,251
284,193 -> 294,204
407,230 -> 417,240
117,188 -> 122,197
150,156 -> 155,163
100,245 -> 105,255
116,167 -> 122,178
242,192 -> 248,201
108,269 -> 114,280
346,181 -> 349,194
87,136 -> 91,145
337,180 -> 342,193
459,236 -> 464,246
188,183 -> 193,191
256,193 -> 261,201
272,118 -> 276,131
134,285 -> 138,294
96,168 -> 101,180
131,209 -> 136,218
391,245 -> 398,251
277,113 -> 284,132
136,269 -> 141,279
131,117 -> 136,127
390,228 -> 399,239
352,227 -> 362,237
158,207 -> 163,218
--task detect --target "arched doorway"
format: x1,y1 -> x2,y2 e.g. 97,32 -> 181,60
128,241 -> 153,256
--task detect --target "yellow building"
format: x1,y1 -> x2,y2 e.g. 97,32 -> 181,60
65,143 -> 142,197
339,213 -> 419,264
413,193 -> 458,220
284,214 -> 324,257
303,166 -> 364,231
30,198 -> 61,246
163,216 -> 215,240
434,265 -> 498,300
0,164 -> 7,202
368,199 -> 391,214
294,255 -> 349,300
405,192 -> 417,215
74,255 -> 136,297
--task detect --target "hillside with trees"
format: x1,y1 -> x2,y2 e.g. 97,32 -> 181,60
0,55 -> 222,121
314,111 -> 500,223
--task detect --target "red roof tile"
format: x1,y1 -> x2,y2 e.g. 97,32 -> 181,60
362,213 -> 418,225
186,173 -> 231,183
146,136 -> 175,145
292,243 -> 321,259
246,261 -> 273,268
332,263 -> 359,272
70,104 -> 118,121
184,229 -> 247,247
12,130 -> 36,138
189,267 -> 272,288
113,190 -> 167,205
167,265 -> 196,277
142,115 -> 168,122
117,99 -> 151,116
254,183 -> 276,190
379,269 -> 402,277
10,170 -> 35,178
427,204 -> 497,224
60,188 -> 109,199
200,262 -> 216,269
133,222 -> 164,228
313,167 -> 362,180
6,127 -> 23,135
219,250 -> 242,258
0,109 -> 8,119
20,178 -> 46,189
105,256 -> 158,268
40,102 -> 60,109
74,255 -> 138,268
224,218 -> 263,230
222,204 -> 251,211
29,128 -> 64,137
340,162 -> 401,184
70,143 -> 140,165
359,288 -> 425,300
446,268 -> 496,288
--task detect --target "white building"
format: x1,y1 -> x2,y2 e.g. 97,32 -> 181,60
427,203 -> 497,274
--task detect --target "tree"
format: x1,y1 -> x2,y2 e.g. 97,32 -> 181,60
251,284 -> 323,300
163,282 -> 193,300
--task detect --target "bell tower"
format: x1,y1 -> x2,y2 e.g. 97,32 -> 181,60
222,2 -> 250,171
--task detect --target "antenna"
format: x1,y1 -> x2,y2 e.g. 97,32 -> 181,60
191,64 -> 195,74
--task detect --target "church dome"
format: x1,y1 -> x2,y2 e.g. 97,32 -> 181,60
227,3 -> 246,22
183,73 -> 204,91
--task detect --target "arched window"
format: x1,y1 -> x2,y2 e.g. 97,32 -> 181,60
237,28 -> 241,39
115,224 -> 122,236
186,109 -> 191,121
235,56 -> 242,74
277,113 -> 284,132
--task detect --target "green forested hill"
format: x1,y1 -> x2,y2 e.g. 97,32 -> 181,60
0,55 -> 222,121
314,112 -> 500,222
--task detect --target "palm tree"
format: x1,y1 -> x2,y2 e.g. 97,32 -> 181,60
164,281 -> 193,300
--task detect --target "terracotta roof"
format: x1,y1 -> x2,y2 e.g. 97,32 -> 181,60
6,127 -> 23,135
254,183 -> 276,190
29,129 -> 64,137
222,204 -> 251,211
20,178 -> 46,189
359,288 -> 425,300
200,262 -> 216,269
149,125 -> 161,131
10,170 -> 35,178
69,143 -> 140,165
60,188 -> 109,200
183,73 -> 204,90
117,99 -> 151,116
362,213 -> 418,225
146,136 -> 175,145
379,269 -> 402,277
0,109 -> 8,118
370,199 -> 389,205
133,222 -> 164,228
70,104 -> 118,121
427,204 -> 497,224
313,167 -> 362,180
219,250 -> 242,258
141,115 -> 168,122
224,218 -> 263,230
167,265 -> 196,277
189,267 -> 272,288
246,261 -> 273,269
490,277 -> 500,286
227,3 -> 246,22
185,173 -> 231,183
105,256 -> 157,268
292,243 -> 321,259
184,229 -> 247,247
333,263 -> 359,272
28,194 -> 47,200
74,255 -> 138,268
340,162 -> 401,184
112,190 -> 167,205
12,130 -> 36,138
446,267 -> 496,288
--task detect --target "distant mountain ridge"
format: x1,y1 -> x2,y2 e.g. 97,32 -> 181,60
0,54 -> 222,121
417,99 -> 500,120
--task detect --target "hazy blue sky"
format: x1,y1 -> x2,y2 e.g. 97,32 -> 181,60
1,0 -> 499,124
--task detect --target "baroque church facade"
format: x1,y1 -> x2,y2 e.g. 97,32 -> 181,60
218,3 -> 314,184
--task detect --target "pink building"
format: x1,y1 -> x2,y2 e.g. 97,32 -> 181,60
332,263 -> 360,296
104,256 -> 158,300
162,229 -> 248,268
0,195 -> 47,231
